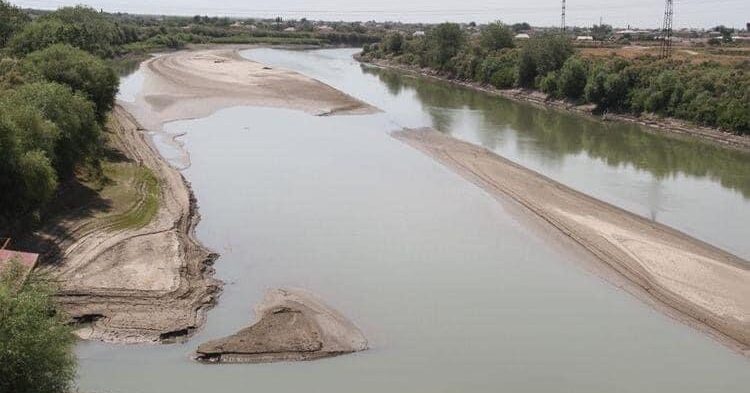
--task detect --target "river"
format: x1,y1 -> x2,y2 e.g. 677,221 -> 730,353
77,48 -> 750,393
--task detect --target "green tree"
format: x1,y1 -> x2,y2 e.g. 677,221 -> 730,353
9,5 -> 124,57
479,22 -> 514,52
0,104 -> 59,222
22,44 -> 119,120
518,34 -> 573,87
557,56 -> 588,100
427,23 -> 465,70
383,32 -> 404,54
8,82 -> 101,175
0,262 -> 76,393
0,0 -> 29,47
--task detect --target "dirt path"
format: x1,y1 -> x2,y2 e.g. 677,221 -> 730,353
394,128 -> 750,356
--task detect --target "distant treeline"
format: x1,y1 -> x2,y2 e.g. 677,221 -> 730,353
361,23 -> 750,135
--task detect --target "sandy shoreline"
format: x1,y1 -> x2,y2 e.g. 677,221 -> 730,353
394,128 -> 750,355
35,47 -> 377,343
360,57 -> 750,152
38,106 -> 221,343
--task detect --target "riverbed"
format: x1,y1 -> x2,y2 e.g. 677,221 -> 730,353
77,48 -> 750,393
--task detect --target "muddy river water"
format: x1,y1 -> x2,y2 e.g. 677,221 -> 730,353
77,48 -> 750,393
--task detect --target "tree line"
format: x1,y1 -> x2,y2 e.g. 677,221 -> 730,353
1,3 -> 120,229
362,22 -> 750,135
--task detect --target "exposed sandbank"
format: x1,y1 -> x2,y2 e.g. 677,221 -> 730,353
124,48 -> 378,131
35,47 -> 378,343
196,289 -> 368,363
39,106 -> 220,343
393,128 -> 750,355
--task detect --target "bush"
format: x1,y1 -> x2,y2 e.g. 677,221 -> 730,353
557,57 -> 588,100
0,263 -> 76,393
539,71 -> 559,97
22,44 -> 119,120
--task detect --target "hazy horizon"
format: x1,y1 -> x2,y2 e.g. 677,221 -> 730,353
12,0 -> 749,29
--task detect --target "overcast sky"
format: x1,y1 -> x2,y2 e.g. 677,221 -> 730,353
12,0 -> 750,28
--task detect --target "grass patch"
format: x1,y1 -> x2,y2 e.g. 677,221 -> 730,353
97,163 -> 160,231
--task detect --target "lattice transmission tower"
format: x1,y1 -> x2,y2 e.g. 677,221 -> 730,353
561,0 -> 567,32
660,0 -> 674,58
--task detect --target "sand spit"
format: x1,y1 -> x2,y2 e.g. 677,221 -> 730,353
125,48 -> 377,131
394,128 -> 750,354
196,289 -> 368,363
38,106 -> 221,343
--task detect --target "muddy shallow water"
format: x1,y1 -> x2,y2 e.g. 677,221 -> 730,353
77,48 -> 750,393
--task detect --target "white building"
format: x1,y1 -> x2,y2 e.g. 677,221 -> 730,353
514,33 -> 530,39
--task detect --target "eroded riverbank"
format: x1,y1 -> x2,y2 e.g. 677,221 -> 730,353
40,47 -> 376,343
36,106 -> 220,343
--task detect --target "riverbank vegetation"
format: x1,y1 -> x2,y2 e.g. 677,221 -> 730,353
361,22 -> 750,135
0,261 -> 76,393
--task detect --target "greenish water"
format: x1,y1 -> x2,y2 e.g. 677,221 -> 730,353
76,48 -> 749,393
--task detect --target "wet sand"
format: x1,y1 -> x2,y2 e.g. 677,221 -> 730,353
394,128 -> 750,354
196,289 -> 368,363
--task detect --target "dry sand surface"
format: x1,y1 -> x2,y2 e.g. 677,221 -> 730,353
196,289 -> 368,363
124,48 -> 377,131
394,128 -> 750,355
37,106 -> 221,343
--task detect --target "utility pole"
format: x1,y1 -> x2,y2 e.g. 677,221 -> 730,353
561,0 -> 567,33
660,0 -> 674,58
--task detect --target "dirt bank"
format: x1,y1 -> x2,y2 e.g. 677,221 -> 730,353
34,106 -> 221,343
394,128 -> 750,355
124,48 -> 378,131
361,57 -> 750,152
196,289 -> 368,363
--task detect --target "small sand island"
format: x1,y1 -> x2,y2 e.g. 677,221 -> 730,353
196,289 -> 368,363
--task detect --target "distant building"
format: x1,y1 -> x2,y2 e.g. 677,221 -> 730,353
576,36 -> 594,41
413,31 -> 426,37
514,33 -> 530,39
732,36 -> 750,42
283,27 -> 296,32
315,25 -> 334,32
